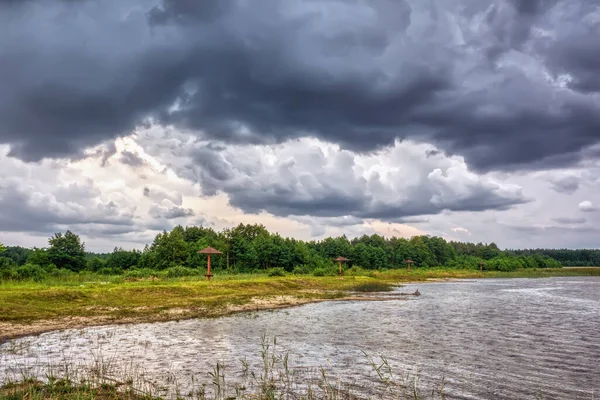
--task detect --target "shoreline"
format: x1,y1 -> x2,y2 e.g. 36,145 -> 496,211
3,269 -> 598,344
0,292 -> 415,344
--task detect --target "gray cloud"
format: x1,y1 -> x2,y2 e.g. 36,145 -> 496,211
509,224 -> 597,235
551,216 -> 586,224
120,151 -> 146,167
185,139 -> 529,220
0,181 -> 135,233
548,174 -> 580,194
0,0 -> 599,173
148,202 -> 194,219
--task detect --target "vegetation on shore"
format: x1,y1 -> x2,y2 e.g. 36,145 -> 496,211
1,267 -> 598,340
1,227 -> 599,341
0,224 -> 574,286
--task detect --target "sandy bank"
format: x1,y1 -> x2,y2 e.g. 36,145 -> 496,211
0,293 -> 414,344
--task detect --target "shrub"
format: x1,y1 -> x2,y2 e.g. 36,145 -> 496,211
345,266 -> 368,276
351,282 -> 395,292
162,266 -> 201,278
97,267 -> 122,275
0,267 -> 17,280
124,268 -> 160,279
0,256 -> 16,270
15,264 -> 48,282
292,265 -> 311,275
49,268 -> 72,278
312,267 -> 336,277
267,267 -> 286,277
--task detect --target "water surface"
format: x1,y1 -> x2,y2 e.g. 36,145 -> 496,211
1,277 -> 598,399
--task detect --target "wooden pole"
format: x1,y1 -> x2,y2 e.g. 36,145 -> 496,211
338,261 -> 343,276
207,254 -> 211,281
407,262 -> 411,272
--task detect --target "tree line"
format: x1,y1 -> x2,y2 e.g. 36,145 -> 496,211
0,224 -> 577,281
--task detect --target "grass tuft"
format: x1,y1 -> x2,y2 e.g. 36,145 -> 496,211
350,281 -> 396,292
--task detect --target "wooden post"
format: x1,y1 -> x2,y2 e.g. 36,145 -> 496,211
408,262 -> 411,272
199,247 -> 221,281
338,261 -> 343,276
207,254 -> 211,280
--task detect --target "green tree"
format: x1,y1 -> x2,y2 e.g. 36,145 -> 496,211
47,231 -> 87,272
409,236 -> 435,267
87,257 -> 106,272
370,247 -> 388,270
0,243 -> 6,254
351,243 -> 372,269
1,246 -> 32,266
27,248 -> 52,268
105,247 -> 141,271
149,226 -> 188,269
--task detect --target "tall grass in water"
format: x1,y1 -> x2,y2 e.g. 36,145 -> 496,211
349,282 -> 396,292
0,334 -> 455,400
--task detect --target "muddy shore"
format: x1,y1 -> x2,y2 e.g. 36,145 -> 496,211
0,292 -> 415,344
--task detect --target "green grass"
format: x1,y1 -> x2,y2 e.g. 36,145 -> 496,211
0,378 -> 157,400
349,281 -> 396,292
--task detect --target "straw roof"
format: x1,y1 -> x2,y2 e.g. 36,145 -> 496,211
198,246 -> 223,254
333,256 -> 350,261
403,259 -> 415,263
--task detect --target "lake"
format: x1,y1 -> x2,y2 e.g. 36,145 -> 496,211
1,277 -> 599,399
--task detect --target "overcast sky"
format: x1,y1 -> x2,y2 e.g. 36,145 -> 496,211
1,0 -> 599,252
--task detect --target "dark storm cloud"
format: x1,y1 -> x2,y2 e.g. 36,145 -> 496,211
1,0 -> 599,172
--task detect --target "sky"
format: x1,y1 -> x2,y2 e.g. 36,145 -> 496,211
1,0 -> 599,252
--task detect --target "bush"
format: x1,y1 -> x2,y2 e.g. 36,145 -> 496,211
351,282 -> 395,292
123,268 -> 160,279
162,266 -> 201,278
267,267 -> 286,277
49,268 -> 73,278
15,264 -> 48,282
312,267 -> 336,277
0,256 -> 16,270
292,265 -> 311,275
345,265 -> 369,276
0,267 -> 17,280
485,257 -> 519,272
97,267 -> 122,275
444,255 -> 484,270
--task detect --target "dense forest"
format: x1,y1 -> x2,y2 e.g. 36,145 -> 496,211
2,223 -> 594,281
510,249 -> 600,267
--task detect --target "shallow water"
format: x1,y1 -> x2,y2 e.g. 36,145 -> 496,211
1,277 -> 599,399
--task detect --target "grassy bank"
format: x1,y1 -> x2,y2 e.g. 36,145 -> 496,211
1,268 -> 598,342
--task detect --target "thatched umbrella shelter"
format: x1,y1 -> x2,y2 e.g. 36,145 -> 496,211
479,261 -> 485,271
333,256 -> 350,276
198,246 -> 222,281
403,259 -> 415,272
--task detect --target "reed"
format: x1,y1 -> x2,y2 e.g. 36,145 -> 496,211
0,335 -> 454,400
